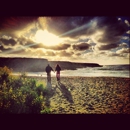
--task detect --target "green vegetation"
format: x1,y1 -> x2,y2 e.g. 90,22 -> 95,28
0,66 -> 51,114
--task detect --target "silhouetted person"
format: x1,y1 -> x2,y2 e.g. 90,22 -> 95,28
55,64 -> 61,81
45,64 -> 54,83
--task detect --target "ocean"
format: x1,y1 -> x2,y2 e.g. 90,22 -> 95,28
12,65 -> 130,78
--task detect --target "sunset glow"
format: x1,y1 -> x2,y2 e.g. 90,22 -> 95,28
34,30 -> 62,46
0,16 -> 129,65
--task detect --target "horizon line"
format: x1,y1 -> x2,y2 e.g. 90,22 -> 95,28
0,56 -> 129,66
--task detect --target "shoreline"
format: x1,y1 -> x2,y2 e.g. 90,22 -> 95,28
11,73 -> 130,79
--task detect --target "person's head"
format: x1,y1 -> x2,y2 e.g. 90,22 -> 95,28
56,64 -> 60,67
48,64 -> 50,66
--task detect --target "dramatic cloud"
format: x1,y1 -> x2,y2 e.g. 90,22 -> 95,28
116,48 -> 130,54
0,44 -> 14,52
122,36 -> 129,40
75,53 -> 82,56
119,43 -> 128,47
45,51 -> 56,56
107,52 -> 121,57
118,18 -> 121,21
125,20 -> 130,27
0,37 -> 17,46
126,30 -> 130,34
0,17 -> 38,31
8,48 -> 26,54
89,17 -> 128,54
94,43 -> 119,50
0,44 -> 6,51
56,50 -> 74,57
29,43 -> 71,50
44,17 -> 95,38
72,43 -> 90,51
45,44 -> 71,50
0,16 -> 129,64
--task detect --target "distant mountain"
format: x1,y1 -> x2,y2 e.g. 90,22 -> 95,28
0,57 -> 102,72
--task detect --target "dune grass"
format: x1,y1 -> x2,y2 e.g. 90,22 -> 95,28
0,66 -> 50,114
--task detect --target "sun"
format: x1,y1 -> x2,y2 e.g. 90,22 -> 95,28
34,30 -> 62,46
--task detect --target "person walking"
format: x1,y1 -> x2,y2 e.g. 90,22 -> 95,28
45,64 -> 54,83
55,64 -> 61,82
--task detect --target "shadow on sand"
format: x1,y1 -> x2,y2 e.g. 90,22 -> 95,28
44,81 -> 55,107
56,81 -> 74,104
45,81 -> 74,108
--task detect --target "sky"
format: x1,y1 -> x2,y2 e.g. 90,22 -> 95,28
0,16 -> 129,65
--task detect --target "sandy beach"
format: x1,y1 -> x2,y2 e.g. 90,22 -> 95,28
31,76 -> 130,114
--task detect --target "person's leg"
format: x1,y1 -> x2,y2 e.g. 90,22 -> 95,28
49,74 -> 51,83
48,73 -> 51,82
47,73 -> 52,90
56,72 -> 58,81
56,73 -> 60,81
47,73 -> 51,82
58,73 -> 60,81
47,73 -> 49,82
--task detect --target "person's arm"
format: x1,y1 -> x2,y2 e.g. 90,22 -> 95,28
51,67 -> 55,73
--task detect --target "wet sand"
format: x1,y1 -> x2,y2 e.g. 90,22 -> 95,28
32,76 -> 130,114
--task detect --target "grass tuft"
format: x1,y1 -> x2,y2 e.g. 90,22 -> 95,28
0,66 -> 51,114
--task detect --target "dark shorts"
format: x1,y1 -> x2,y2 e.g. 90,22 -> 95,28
56,71 -> 60,80
56,71 -> 60,74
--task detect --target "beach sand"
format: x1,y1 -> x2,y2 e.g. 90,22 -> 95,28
32,76 -> 130,114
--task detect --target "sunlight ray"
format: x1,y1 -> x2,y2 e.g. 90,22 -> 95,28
59,21 -> 93,37
1,42 -> 41,55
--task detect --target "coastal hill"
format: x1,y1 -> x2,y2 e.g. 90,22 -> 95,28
49,61 -> 102,70
0,57 -> 48,72
0,57 -> 102,72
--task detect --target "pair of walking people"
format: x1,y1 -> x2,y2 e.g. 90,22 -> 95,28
45,64 -> 61,83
